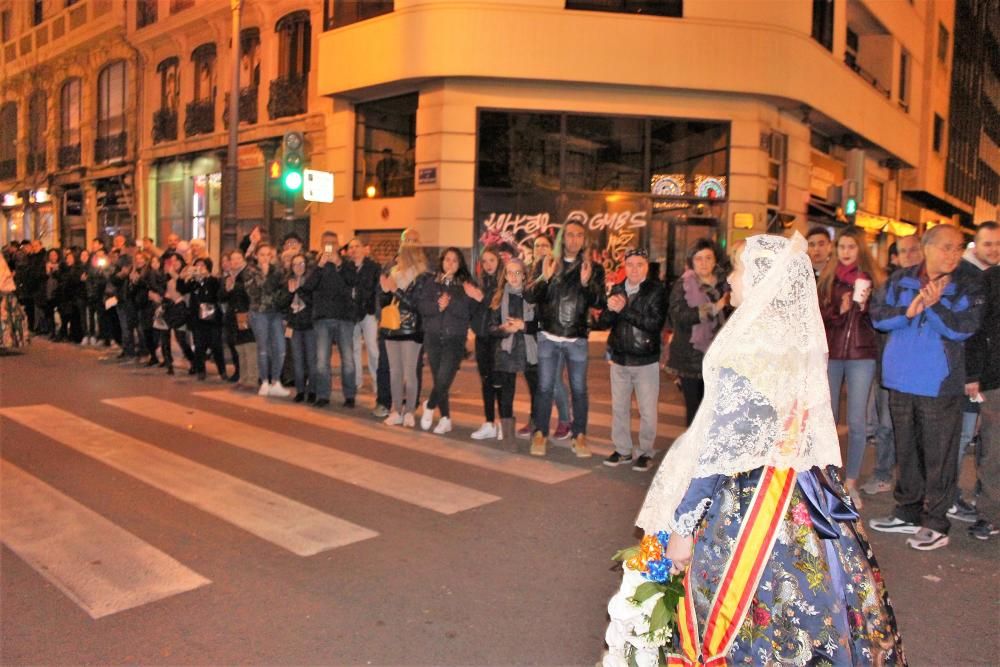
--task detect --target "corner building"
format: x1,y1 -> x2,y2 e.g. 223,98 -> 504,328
317,0 -> 941,278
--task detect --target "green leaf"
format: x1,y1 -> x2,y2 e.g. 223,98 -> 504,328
630,581 -> 662,603
612,546 -> 640,562
648,598 -> 669,633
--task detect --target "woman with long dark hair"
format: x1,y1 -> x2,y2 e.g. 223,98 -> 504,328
470,246 -> 503,440
417,247 -> 483,434
817,226 -> 885,507
667,238 -> 731,425
56,250 -> 85,343
286,252 -> 316,402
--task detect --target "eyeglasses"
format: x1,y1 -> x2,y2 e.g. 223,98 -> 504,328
506,270 -> 524,277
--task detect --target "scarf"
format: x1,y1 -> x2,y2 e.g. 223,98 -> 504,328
834,261 -> 862,286
500,285 -> 537,364
682,269 -> 725,353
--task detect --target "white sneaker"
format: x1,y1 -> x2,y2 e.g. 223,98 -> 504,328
420,401 -> 434,431
269,381 -> 290,398
433,417 -> 452,434
257,382 -> 270,397
383,411 -> 403,426
470,422 -> 497,440
402,412 -> 416,428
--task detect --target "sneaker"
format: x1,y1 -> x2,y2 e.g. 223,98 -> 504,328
470,422 -> 498,440
571,434 -> 592,458
372,404 -> 390,419
861,478 -> 893,495
516,424 -> 533,439
383,411 -> 403,426
631,455 -> 653,472
603,451 -> 633,467
530,431 -> 547,457
553,421 -> 572,440
402,412 -> 416,428
906,527 -> 949,551
420,401 -> 434,431
947,497 -> 978,523
269,381 -> 290,398
432,417 -> 452,435
258,382 -> 270,397
968,519 -> 999,541
868,516 -> 920,534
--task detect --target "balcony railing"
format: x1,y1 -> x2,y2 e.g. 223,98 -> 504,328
95,132 -> 127,162
844,56 -> 890,98
0,159 -> 16,180
58,143 -> 81,168
267,75 -> 307,120
184,99 -> 215,136
152,108 -> 178,144
26,151 -> 47,173
223,86 -> 258,128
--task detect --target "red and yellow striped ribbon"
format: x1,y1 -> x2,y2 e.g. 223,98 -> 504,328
668,466 -> 797,666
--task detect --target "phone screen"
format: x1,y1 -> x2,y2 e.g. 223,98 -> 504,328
324,244 -> 334,254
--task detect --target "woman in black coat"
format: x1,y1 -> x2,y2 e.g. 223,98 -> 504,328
178,257 -> 228,381
470,246 -> 503,440
56,251 -> 85,343
221,249 -> 254,383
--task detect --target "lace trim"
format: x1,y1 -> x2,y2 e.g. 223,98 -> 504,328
674,498 -> 713,537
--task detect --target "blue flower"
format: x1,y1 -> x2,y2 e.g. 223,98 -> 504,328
644,559 -> 671,583
656,531 -> 670,549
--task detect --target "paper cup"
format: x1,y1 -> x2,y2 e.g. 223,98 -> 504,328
853,277 -> 872,303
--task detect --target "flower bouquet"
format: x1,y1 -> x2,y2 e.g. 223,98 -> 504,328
603,531 -> 686,667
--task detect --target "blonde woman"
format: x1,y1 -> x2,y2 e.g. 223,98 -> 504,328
379,244 -> 429,427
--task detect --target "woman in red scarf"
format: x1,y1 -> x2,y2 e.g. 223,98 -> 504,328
818,227 -> 885,507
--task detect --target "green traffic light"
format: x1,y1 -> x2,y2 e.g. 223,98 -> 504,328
283,170 -> 303,192
845,198 -> 858,216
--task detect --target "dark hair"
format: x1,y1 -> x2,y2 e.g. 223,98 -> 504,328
685,238 -> 720,269
806,226 -> 831,241
281,231 -> 303,246
438,247 -> 473,283
194,257 -> 214,273
976,221 -> 998,235
888,242 -> 898,258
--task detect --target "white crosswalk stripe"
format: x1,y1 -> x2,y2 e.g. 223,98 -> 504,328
0,460 -> 210,619
103,396 -> 501,515
0,405 -> 378,556
194,391 -> 589,484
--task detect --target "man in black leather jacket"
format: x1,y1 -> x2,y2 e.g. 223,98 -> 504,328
597,249 -> 667,472
525,219 -> 605,458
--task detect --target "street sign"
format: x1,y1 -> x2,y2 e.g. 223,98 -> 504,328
303,169 -> 334,203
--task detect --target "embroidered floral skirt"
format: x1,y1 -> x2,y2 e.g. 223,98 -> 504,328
682,467 -> 906,666
0,293 -> 29,352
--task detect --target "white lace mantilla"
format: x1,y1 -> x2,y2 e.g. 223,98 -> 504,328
636,233 -> 842,534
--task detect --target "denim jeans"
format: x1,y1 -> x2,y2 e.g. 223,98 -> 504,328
249,311 -> 286,383
314,318 -> 356,400
828,359 -> 876,481
553,354 -> 571,424
611,362 -> 660,457
868,384 -> 896,481
424,335 -> 466,418
290,328 -> 317,395
534,334 -> 589,437
353,314 -> 379,389
117,302 -> 136,356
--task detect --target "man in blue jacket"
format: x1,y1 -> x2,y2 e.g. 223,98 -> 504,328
868,224 -> 984,551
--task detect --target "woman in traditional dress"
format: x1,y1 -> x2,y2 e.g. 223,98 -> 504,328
605,233 -> 905,667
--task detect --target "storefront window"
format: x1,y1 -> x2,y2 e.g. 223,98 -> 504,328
477,111 -> 561,190
354,93 -> 417,199
565,115 -> 645,192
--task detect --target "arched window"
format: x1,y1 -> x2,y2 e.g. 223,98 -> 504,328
191,43 -> 216,102
157,56 -> 180,111
0,102 -> 16,179
59,78 -> 82,167
97,61 -> 128,162
240,27 -> 261,89
28,90 -> 47,173
276,11 -> 310,79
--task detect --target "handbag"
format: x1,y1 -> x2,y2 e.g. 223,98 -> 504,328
379,298 -> 401,330
235,311 -> 250,331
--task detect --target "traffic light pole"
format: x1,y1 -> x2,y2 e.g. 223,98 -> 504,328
221,0 -> 242,260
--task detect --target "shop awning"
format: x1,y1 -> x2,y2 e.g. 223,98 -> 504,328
855,211 -> 917,236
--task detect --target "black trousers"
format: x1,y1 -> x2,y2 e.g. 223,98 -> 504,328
679,376 -> 705,426
475,336 -> 500,422
160,327 -> 194,367
191,323 -> 226,377
888,390 -> 964,534
495,365 -> 538,421
425,335 -> 465,418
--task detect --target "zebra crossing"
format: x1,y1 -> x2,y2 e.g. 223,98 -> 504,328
0,393 -> 596,621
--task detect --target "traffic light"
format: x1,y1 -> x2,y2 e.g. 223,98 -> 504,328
844,195 -> 858,217
843,178 -> 859,221
282,131 -> 304,194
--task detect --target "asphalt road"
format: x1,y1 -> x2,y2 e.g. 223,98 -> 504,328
1,338 -> 997,666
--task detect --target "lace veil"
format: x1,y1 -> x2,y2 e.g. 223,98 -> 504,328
636,232 -> 842,533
